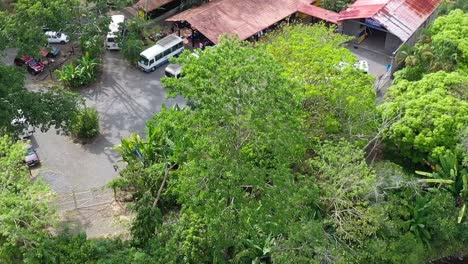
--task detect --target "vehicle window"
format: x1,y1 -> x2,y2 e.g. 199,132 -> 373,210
28,60 -> 38,66
155,54 -> 163,61
149,59 -> 154,65
165,71 -> 174,78
107,38 -> 115,42
163,49 -> 171,56
139,56 -> 149,66
27,148 -> 35,155
56,32 -> 61,38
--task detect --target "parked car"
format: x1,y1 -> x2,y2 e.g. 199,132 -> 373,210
165,63 -> 182,78
45,31 -> 69,44
337,60 -> 369,73
14,56 -> 45,75
164,53 -> 199,78
24,144 -> 40,167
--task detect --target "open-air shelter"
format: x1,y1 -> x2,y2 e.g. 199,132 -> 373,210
166,0 -> 313,45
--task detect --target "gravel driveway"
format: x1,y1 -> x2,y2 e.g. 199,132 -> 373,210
33,51 -> 184,193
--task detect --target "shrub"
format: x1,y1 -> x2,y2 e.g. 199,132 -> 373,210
120,35 -> 143,65
71,107 -> 100,139
118,17 -> 146,65
57,53 -> 99,88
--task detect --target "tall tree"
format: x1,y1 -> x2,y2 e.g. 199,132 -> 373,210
395,9 -> 468,81
114,37 -> 311,262
0,64 -> 83,135
264,24 -> 378,143
380,71 -> 468,164
0,136 -> 56,261
2,0 -> 80,56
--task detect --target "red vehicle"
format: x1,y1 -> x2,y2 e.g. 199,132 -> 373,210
14,56 -> 45,75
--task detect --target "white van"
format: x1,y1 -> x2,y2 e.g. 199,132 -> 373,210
164,53 -> 199,78
138,35 -> 184,72
165,63 -> 182,78
106,15 -> 125,50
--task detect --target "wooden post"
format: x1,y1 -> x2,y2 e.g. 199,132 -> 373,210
191,28 -> 195,48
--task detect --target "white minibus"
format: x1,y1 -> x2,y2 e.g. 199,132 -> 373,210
138,35 -> 184,72
106,15 -> 125,50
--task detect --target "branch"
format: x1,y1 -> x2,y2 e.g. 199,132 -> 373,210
152,153 -> 176,209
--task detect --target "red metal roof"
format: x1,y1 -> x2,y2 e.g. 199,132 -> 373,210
297,3 -> 341,24
338,0 -> 441,41
167,0 -> 313,43
134,0 -> 174,12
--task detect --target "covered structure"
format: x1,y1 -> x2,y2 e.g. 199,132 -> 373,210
297,3 -> 340,24
134,0 -> 180,18
338,0 -> 442,54
166,0 -> 313,44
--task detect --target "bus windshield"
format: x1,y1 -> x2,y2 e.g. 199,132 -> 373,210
139,56 -> 149,66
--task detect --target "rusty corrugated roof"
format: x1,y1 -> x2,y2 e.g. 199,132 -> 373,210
167,0 -> 313,43
339,0 -> 441,41
134,0 -> 175,12
297,3 -> 341,24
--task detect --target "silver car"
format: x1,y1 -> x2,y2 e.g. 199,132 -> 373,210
24,145 -> 40,167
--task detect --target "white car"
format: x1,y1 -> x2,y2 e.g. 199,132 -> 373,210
45,31 -> 70,44
337,60 -> 369,73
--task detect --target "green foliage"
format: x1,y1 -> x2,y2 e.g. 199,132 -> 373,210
439,0 -> 468,14
319,0 -> 354,12
0,64 -> 83,134
380,71 -> 468,163
430,9 -> 468,69
67,4 -> 111,60
309,140 -> 381,243
70,107 -> 100,139
121,37 -> 143,65
264,24 -> 378,142
395,9 -> 468,82
0,136 -> 56,261
57,53 -> 99,88
1,16 -> 466,262
1,0 -> 80,55
24,231 -> 152,264
118,18 -> 146,65
117,38 -> 310,261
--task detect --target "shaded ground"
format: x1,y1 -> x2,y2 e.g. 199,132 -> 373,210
59,201 -> 132,238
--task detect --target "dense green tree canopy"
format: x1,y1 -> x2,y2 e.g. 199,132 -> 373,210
430,9 -> 468,70
0,2 -> 467,262
264,24 -> 378,142
395,9 -> 468,81
1,0 -> 80,56
0,64 -> 83,135
114,38 -> 311,262
380,71 -> 468,163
